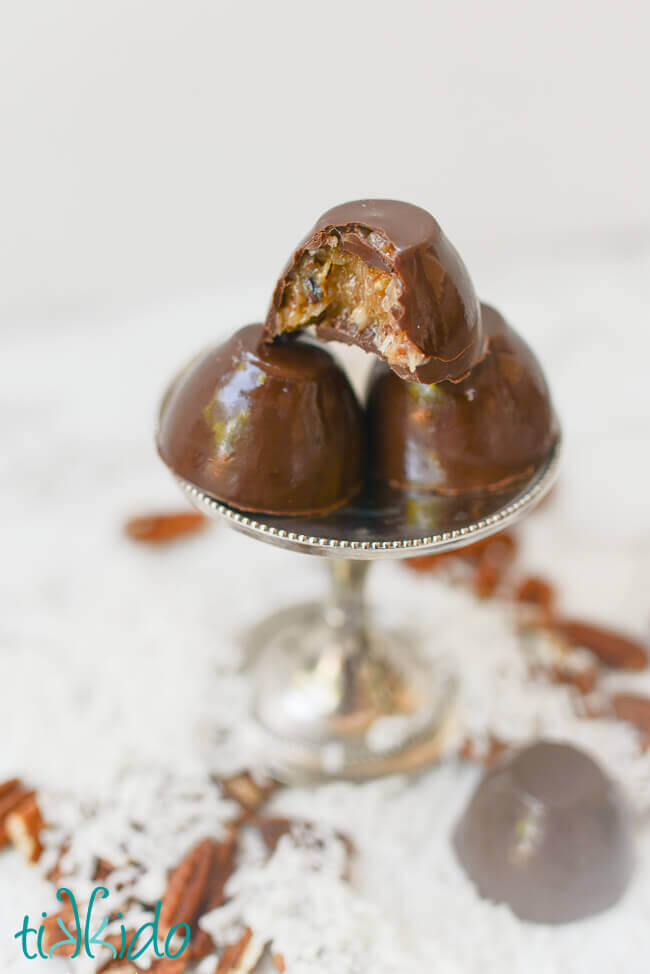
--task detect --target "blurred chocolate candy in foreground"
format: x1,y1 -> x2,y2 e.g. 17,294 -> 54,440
453,740 -> 634,923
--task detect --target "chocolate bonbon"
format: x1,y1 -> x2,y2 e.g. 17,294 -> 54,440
264,199 -> 486,383
366,304 -> 557,495
157,324 -> 364,515
453,740 -> 634,923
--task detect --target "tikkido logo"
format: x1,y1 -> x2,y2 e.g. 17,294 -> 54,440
14,886 -> 190,963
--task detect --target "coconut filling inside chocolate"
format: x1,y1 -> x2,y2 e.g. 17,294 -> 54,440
274,235 -> 427,374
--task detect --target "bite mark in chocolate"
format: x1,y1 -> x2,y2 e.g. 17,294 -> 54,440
264,200 -> 486,383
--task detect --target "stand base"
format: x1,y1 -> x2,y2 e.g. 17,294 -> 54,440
245,602 -> 456,783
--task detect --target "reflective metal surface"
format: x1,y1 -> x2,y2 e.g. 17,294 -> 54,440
245,562 -> 456,782
159,370 -> 561,781
179,435 -> 561,559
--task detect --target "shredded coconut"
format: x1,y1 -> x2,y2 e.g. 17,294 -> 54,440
2,248 -> 650,972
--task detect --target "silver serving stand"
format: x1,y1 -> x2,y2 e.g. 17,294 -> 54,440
159,382 -> 561,783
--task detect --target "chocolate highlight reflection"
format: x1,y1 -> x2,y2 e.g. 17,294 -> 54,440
264,199 -> 487,384
367,304 -> 558,496
157,324 -> 364,516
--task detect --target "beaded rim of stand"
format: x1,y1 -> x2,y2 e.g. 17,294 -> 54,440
180,436 -> 561,559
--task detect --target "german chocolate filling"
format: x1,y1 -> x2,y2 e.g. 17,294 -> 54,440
275,235 -> 427,373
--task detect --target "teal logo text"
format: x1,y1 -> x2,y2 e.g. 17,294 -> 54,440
14,887 -> 190,962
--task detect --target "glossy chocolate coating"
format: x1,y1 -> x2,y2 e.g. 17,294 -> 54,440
366,304 -> 557,495
453,741 -> 634,924
157,325 -> 364,516
264,199 -> 486,383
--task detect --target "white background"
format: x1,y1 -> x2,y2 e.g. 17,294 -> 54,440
1,0 -> 649,322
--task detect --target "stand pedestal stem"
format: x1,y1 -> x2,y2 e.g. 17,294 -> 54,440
325,562 -> 371,711
249,560 -> 454,782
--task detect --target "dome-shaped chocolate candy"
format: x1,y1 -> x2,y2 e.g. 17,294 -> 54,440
366,304 -> 557,495
158,324 -> 364,516
264,199 -> 486,384
453,740 -> 634,924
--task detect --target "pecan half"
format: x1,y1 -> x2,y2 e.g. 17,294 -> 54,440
45,840 -> 70,883
472,534 -> 518,598
6,793 -> 44,861
408,530 -> 517,575
102,958 -> 187,974
472,531 -> 518,564
460,735 -> 510,765
404,553 -> 444,574
216,928 -> 264,974
94,856 -> 116,881
94,932 -> 137,973
515,575 -> 556,614
42,902 -> 77,957
472,559 -> 501,599
149,962 -> 188,974
124,510 -> 206,544
160,838 -> 222,936
611,693 -> 650,735
190,930 -> 217,963
245,816 -> 354,868
0,780 -> 33,846
250,817 -> 293,854
189,837 -> 237,960
0,778 -> 20,799
553,620 -> 648,670
222,773 -> 277,814
549,661 -> 600,695
406,531 -> 518,599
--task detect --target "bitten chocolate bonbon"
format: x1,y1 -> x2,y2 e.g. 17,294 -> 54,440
264,199 -> 486,384
157,324 -> 364,516
159,201 -> 557,515
453,740 -> 634,924
366,304 -> 557,495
